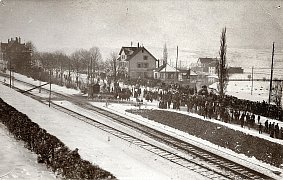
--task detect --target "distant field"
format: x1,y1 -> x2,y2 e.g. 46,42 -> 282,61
210,80 -> 271,102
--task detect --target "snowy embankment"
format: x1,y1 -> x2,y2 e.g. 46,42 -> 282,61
0,82 -> 205,180
0,97 -> 115,179
92,102 -> 283,179
0,123 -> 57,180
1,71 -> 282,179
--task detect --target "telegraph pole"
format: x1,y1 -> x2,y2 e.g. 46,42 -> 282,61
49,70 -> 52,107
188,68 -> 191,85
268,42 -> 275,104
175,46 -> 178,82
251,66 -> 254,95
9,58 -> 11,88
68,59 -> 71,86
39,70 -> 41,93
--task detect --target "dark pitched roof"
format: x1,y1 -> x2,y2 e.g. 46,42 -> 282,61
119,47 -> 138,56
207,61 -> 218,67
177,68 -> 198,76
198,57 -> 218,64
119,46 -> 158,62
1,41 -> 29,52
0,42 -> 8,50
154,64 -> 166,72
228,67 -> 243,69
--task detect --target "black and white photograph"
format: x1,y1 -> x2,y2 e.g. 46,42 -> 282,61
0,0 -> 283,179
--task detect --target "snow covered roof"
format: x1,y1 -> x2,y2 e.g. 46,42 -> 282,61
198,57 -> 218,64
190,70 -> 198,76
155,63 -> 179,73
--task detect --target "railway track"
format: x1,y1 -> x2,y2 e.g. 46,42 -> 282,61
0,75 -> 275,179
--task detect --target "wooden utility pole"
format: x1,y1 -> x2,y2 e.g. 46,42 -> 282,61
164,63 -> 167,81
90,56 -> 93,85
188,68 -> 191,85
175,46 -> 178,82
49,70 -> 52,107
9,58 -> 12,88
68,59 -> 71,86
268,42 -> 275,104
39,74 -> 41,93
60,61 -> 63,86
251,66 -> 254,95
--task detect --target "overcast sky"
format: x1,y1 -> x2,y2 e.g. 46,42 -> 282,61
0,0 -> 282,59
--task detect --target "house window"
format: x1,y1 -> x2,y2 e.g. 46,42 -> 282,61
137,72 -> 143,78
144,72 -> 148,78
121,55 -> 125,60
143,63 -> 148,68
137,63 -> 141,68
143,55 -> 148,60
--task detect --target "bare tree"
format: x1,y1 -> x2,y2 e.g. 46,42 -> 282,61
89,47 -> 102,83
272,80 -> 283,108
217,27 -> 229,98
163,43 -> 168,65
24,41 -> 37,74
105,52 -> 119,91
39,52 -> 54,71
70,49 -> 89,87
52,51 -> 69,85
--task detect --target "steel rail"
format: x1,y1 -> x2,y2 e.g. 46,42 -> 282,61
0,75 -> 275,179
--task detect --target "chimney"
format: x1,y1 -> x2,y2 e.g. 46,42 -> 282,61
8,39 -> 10,43
19,37 -> 21,44
137,42 -> 139,48
131,41 -> 132,47
157,59 -> 160,68
16,37 -> 18,43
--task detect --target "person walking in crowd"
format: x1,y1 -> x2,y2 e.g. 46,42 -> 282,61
240,112 -> 245,128
270,122 -> 275,138
246,113 -> 251,129
259,123 -> 263,134
264,120 -> 269,133
153,83 -> 283,140
280,127 -> 283,139
275,123 -> 279,139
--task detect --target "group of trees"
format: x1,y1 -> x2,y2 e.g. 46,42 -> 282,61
23,27 -> 282,108
26,43 -> 119,88
24,42 -> 129,93
32,48 -> 104,74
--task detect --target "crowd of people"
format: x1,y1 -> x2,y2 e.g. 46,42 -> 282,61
0,98 -> 114,179
140,84 -> 283,140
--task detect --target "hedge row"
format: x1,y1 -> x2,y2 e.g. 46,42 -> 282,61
0,98 -> 115,179
128,109 -> 283,167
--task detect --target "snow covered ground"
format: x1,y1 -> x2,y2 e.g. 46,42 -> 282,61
1,72 -> 283,179
209,73 -> 283,105
210,80 -> 270,102
0,83 -> 206,179
0,124 -> 57,180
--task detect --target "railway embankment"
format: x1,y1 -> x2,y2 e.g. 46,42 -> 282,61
0,97 -> 116,180
127,109 -> 283,168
